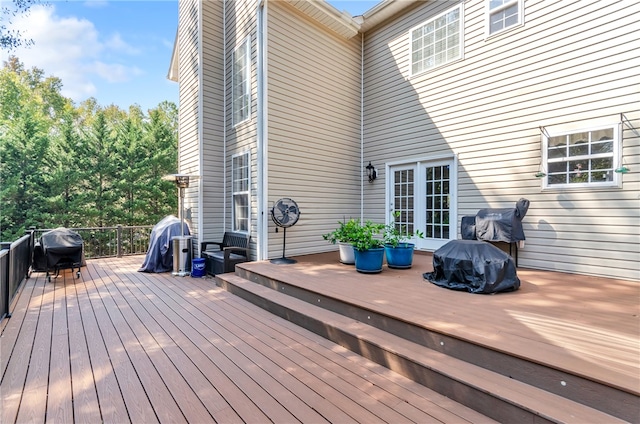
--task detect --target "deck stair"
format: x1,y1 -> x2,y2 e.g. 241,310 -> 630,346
216,265 -> 636,424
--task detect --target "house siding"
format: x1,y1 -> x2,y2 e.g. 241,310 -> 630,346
363,0 -> 640,280
178,0 -> 201,242
224,0 -> 259,259
200,0 -> 226,250
266,1 -> 362,258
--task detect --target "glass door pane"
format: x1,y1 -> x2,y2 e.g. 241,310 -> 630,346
392,168 -> 415,237
424,163 -> 450,241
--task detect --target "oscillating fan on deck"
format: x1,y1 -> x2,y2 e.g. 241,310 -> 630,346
270,198 -> 300,264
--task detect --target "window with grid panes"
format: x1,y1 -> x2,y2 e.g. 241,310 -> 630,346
487,0 -> 522,35
232,153 -> 250,232
543,126 -> 620,189
232,38 -> 250,125
410,5 -> 462,76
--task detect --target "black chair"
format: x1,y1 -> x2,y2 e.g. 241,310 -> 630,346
200,232 -> 249,275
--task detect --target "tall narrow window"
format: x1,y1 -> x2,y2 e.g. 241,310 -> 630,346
232,38 -> 251,125
542,126 -> 620,189
487,0 -> 523,35
410,4 -> 462,76
232,153 -> 250,232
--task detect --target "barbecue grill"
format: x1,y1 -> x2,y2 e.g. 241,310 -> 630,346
34,228 -> 84,282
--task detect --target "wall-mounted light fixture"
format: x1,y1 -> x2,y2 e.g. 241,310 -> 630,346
366,161 -> 377,182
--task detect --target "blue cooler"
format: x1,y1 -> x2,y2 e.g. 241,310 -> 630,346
191,258 -> 206,278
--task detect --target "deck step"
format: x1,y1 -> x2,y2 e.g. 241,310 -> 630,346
216,272 -> 627,424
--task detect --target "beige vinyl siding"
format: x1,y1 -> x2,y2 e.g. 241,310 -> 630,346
363,0 -> 640,280
266,1 -> 362,259
178,0 -> 201,240
200,0 -> 226,250
224,0 -> 259,258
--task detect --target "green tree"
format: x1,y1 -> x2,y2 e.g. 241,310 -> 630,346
0,57 -> 178,240
0,105 -> 50,239
140,101 -> 178,222
77,109 -> 119,227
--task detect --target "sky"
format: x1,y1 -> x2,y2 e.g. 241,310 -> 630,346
3,0 -> 381,112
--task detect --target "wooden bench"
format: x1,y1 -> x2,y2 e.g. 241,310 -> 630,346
200,232 -> 249,275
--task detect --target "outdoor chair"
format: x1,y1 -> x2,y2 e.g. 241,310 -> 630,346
200,232 -> 249,275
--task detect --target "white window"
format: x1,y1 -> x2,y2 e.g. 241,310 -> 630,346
542,126 -> 621,189
232,153 -> 250,232
487,0 -> 523,36
410,4 -> 462,76
232,38 -> 251,125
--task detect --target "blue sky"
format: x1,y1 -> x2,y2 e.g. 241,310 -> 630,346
4,1 -> 380,112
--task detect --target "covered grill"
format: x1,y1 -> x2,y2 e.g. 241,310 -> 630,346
33,228 -> 84,282
461,198 -> 530,264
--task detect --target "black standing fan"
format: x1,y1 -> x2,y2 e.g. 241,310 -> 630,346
271,198 -> 300,264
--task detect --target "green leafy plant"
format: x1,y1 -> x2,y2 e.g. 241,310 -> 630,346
322,218 -> 361,244
351,220 -> 386,251
384,211 -> 424,247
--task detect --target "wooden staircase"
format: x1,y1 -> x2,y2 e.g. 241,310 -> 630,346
215,263 -> 637,423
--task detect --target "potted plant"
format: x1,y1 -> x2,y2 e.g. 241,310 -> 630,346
322,218 -> 360,264
384,212 -> 424,269
351,220 -> 386,273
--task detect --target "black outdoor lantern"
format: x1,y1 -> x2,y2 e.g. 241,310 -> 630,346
366,161 -> 377,183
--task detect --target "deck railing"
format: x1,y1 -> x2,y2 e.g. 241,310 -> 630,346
33,225 -> 154,260
1,225 -> 153,322
1,231 -> 35,320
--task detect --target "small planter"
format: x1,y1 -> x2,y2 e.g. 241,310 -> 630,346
338,242 -> 355,265
385,242 -> 415,269
354,247 -> 385,274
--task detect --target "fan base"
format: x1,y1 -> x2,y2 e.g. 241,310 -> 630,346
270,257 -> 297,265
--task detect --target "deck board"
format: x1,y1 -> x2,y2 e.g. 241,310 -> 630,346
5,252 -> 635,423
1,255 -> 498,424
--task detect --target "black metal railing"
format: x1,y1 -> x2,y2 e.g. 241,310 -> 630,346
1,231 -> 35,320
33,225 -> 154,260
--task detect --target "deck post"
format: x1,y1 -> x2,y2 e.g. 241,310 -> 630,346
117,225 -> 123,258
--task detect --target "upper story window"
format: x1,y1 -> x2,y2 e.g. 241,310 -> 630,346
232,152 -> 250,232
410,4 -> 462,76
487,0 -> 523,36
542,126 -> 621,189
232,38 -> 251,125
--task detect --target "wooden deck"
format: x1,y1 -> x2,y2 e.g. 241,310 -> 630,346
0,255 -> 495,424
238,251 -> 640,398
224,251 -> 640,423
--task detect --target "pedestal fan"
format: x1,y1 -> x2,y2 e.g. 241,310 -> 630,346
270,198 -> 300,264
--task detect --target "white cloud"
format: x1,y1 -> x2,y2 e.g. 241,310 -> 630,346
105,33 -> 140,55
91,61 -> 144,83
7,5 -> 143,104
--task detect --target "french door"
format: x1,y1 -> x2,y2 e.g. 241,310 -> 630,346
389,159 -> 456,251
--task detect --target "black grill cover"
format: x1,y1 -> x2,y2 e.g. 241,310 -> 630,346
474,198 -> 530,243
138,215 -> 190,273
424,240 -> 520,294
39,228 -> 84,269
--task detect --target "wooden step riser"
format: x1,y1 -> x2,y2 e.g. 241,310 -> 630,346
233,267 -> 635,422
216,274 -> 555,424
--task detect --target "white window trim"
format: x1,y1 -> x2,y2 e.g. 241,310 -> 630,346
232,38 -> 251,126
232,151 -> 251,233
409,3 -> 464,78
485,0 -> 524,38
541,124 -> 621,191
